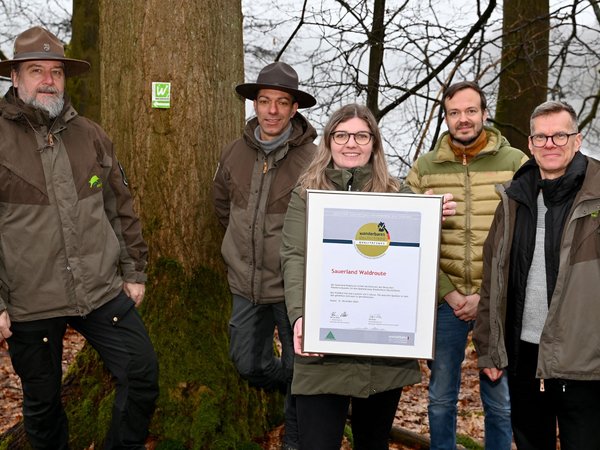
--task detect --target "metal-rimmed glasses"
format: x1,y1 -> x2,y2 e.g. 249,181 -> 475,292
331,131 -> 373,145
529,132 -> 578,148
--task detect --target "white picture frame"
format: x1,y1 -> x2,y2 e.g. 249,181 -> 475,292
302,189 -> 442,359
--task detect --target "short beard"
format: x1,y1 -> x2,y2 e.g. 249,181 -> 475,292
31,95 -> 65,119
450,128 -> 484,147
20,87 -> 65,119
452,135 -> 478,146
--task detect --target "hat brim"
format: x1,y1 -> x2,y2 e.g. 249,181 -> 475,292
236,82 -> 316,109
0,55 -> 90,78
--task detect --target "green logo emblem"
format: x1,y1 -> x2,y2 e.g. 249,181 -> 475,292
89,175 -> 103,189
152,82 -> 171,109
325,331 -> 336,341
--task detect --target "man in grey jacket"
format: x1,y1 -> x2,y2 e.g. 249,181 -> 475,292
474,100 -> 600,449
212,62 -> 317,450
0,27 -> 158,450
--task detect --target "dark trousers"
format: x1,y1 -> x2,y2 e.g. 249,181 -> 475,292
7,292 -> 159,450
228,295 -> 297,447
509,341 -> 600,450
228,295 -> 294,390
295,388 -> 402,450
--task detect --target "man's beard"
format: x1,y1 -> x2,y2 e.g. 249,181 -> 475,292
450,125 -> 484,146
22,87 -> 65,119
452,135 -> 478,146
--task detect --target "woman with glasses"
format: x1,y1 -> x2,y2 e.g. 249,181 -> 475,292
281,104 -> 455,449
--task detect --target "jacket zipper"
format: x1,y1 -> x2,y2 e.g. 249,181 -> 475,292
250,157 -> 268,303
464,162 -> 473,292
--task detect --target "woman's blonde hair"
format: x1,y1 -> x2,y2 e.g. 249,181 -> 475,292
298,104 -> 400,193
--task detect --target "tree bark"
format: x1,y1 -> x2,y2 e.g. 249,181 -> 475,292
92,1 -> 276,448
67,0 -> 100,122
366,0 -> 385,117
495,0 -> 550,154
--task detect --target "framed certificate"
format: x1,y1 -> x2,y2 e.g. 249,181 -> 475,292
302,189 -> 442,359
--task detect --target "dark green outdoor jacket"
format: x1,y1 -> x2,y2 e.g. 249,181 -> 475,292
281,164 -> 421,397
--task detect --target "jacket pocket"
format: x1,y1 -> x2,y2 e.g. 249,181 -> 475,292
98,291 -> 135,327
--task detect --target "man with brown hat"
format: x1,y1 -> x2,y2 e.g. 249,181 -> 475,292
0,27 -> 158,450
213,61 -> 317,450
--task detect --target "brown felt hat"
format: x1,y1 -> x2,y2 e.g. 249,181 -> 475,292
0,26 -> 90,78
235,61 -> 316,108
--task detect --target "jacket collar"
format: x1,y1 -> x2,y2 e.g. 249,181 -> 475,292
1,86 -> 77,130
433,125 -> 506,163
325,164 -> 373,191
573,155 -> 600,208
243,112 -> 317,154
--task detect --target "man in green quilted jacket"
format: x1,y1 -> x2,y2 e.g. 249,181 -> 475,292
406,81 -> 527,450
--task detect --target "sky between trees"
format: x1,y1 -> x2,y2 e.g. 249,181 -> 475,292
1,0 -> 598,169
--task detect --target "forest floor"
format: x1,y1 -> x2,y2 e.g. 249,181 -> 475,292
1,328 -> 490,449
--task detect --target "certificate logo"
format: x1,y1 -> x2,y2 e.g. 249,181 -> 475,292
354,222 -> 390,258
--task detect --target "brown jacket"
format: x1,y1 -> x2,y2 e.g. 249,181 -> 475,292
474,156 -> 600,380
0,89 -> 147,321
213,113 -> 316,304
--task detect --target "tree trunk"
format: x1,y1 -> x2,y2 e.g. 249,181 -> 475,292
366,0 -> 385,118
67,0 -> 101,122
495,0 -> 549,154
91,1 -> 277,448
0,2 -> 281,449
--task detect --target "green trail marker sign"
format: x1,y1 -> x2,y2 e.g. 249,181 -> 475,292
152,82 -> 171,109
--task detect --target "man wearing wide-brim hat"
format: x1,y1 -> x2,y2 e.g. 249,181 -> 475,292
212,61 -> 317,450
0,26 -> 158,450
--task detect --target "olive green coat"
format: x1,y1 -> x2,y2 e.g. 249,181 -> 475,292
405,126 -> 527,301
281,165 -> 421,397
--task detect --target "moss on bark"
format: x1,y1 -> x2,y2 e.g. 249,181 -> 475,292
62,258 -> 283,449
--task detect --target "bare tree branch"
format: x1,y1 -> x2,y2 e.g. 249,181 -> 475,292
276,0 -> 308,61
242,0 -> 599,171
365,0 -> 385,116
377,0 -> 497,120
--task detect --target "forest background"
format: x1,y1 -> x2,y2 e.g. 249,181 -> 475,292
0,1 -> 598,449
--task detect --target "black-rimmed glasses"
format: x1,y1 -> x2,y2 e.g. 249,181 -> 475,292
529,132 -> 578,148
331,131 -> 373,145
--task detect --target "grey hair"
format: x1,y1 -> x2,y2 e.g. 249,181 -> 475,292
530,101 -> 578,134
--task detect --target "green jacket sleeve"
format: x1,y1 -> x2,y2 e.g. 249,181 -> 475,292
438,272 -> 456,301
281,188 -> 307,326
